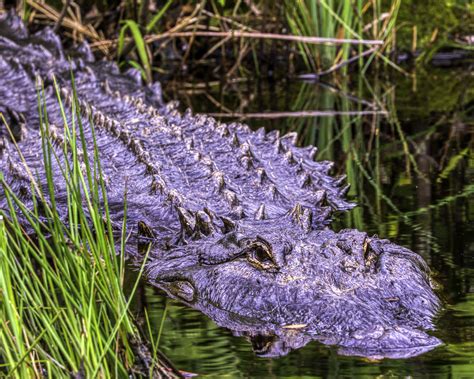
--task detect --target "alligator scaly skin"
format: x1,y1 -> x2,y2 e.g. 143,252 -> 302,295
0,12 -> 441,359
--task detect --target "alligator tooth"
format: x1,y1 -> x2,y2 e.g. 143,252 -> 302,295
196,114 -> 208,127
138,221 -> 155,238
103,118 -> 113,132
82,103 -> 92,118
137,151 -> 151,163
150,176 -> 165,195
284,150 -> 296,165
110,120 -> 120,135
85,65 -> 96,79
175,129 -> 184,141
203,207 -> 216,220
313,190 -> 327,206
335,174 -> 347,187
274,139 -> 284,154
166,189 -> 183,205
231,133 -> 240,147
92,111 -> 100,124
304,146 -> 318,160
145,105 -> 154,116
146,163 -> 160,175
314,206 -> 332,223
195,210 -> 215,237
256,127 -> 266,139
119,131 -> 131,144
8,158 -> 29,182
296,163 -> 305,175
288,203 -> 312,232
320,160 -> 335,174
207,117 -> 216,129
184,108 -> 193,119
254,203 -> 267,220
133,97 -> 143,108
65,94 -> 73,107
18,122 -> 28,141
301,173 -> 313,188
176,207 -> 195,235
267,184 -> 282,200
60,87 -> 69,101
35,74 -> 43,88
218,124 -> 230,137
266,130 -> 280,142
166,100 -> 179,113
223,189 -> 239,207
281,132 -> 298,146
256,168 -> 268,185
240,156 -> 253,170
220,216 -> 236,233
236,123 -> 250,134
339,183 -> 351,196
129,138 -> 142,155
289,203 -> 304,218
0,137 -> 5,156
201,156 -> 214,173
212,171 -> 226,192
240,142 -> 251,155
102,79 -> 112,94
231,206 -> 245,219
94,111 -> 106,126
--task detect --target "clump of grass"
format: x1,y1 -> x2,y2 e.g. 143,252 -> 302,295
0,80 -> 167,377
284,0 -> 402,72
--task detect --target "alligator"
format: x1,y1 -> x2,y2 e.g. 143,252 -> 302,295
0,11 -> 441,360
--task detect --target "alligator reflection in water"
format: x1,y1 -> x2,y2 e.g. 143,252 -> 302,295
0,11 -> 444,363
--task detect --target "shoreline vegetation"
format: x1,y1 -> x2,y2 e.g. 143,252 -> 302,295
3,0 -> 472,81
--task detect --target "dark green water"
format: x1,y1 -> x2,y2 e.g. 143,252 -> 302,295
132,66 -> 473,378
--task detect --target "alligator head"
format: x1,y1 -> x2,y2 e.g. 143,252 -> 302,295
146,206 -> 442,359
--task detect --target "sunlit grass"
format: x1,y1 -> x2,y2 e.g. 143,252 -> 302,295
0,79 -> 160,377
118,19 -> 152,82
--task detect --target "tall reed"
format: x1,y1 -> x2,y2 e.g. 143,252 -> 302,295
284,0 -> 401,72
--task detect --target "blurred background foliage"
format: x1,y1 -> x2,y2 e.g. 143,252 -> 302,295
5,0 -> 472,78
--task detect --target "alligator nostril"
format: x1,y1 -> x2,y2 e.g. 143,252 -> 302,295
163,280 -> 195,302
363,239 -> 384,271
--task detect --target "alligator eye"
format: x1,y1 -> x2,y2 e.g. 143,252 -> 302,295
244,240 -> 278,272
254,245 -> 272,263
